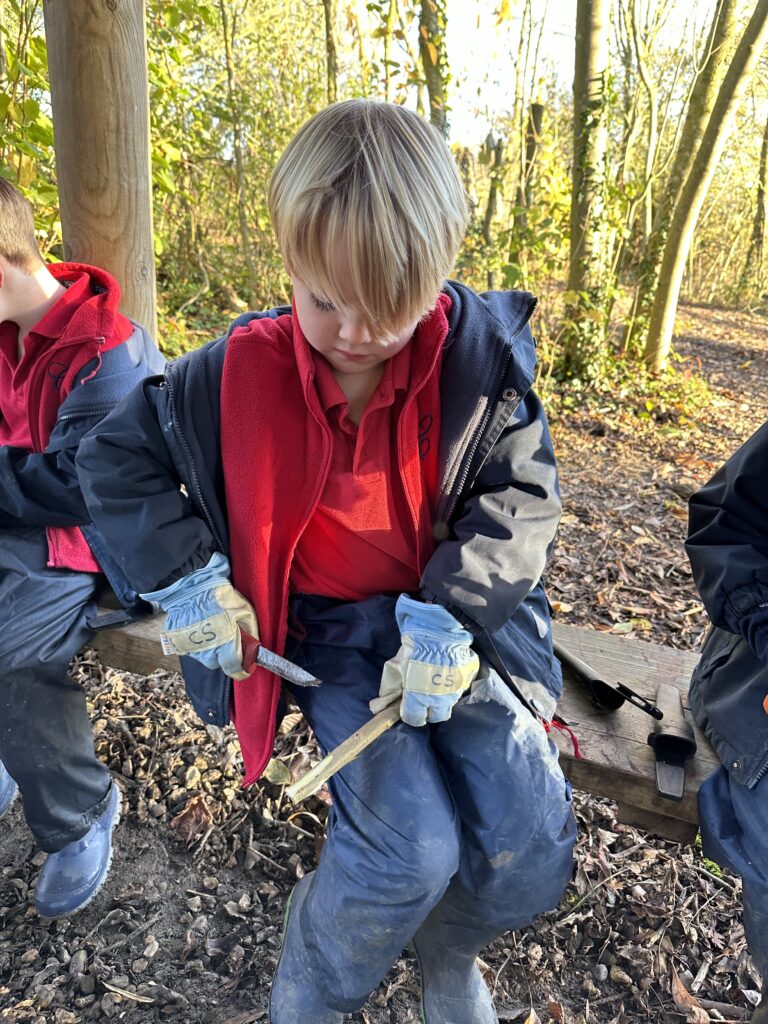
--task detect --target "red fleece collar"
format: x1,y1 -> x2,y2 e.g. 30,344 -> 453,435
291,292 -> 452,412
46,262 -> 131,349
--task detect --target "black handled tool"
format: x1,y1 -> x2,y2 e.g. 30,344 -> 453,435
647,682 -> 697,801
553,640 -> 662,720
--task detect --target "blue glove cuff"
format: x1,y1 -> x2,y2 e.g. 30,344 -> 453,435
140,551 -> 232,610
395,594 -> 472,637
395,594 -> 475,657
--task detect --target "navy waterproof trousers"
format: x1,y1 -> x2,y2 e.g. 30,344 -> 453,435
0,527 -> 111,851
285,594 -> 577,1013
699,766 -> 768,979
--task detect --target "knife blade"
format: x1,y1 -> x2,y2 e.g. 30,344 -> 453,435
240,631 -> 320,687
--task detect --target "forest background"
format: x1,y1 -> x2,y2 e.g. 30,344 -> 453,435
3,0 -> 768,414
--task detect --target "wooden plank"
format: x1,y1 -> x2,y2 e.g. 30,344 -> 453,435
617,804 -> 699,844
88,614 -> 178,677
87,614 -> 716,834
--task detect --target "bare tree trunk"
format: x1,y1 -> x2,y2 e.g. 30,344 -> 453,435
516,102 -> 544,217
218,0 -> 258,305
457,146 -> 478,223
564,0 -> 611,372
509,102 -> 544,281
740,116 -> 768,299
383,0 -> 397,101
397,6 -> 427,114
353,0 -> 373,96
626,0 -> 739,351
644,0 -> 768,371
482,132 -> 505,289
419,0 -> 448,137
629,0 -> 658,239
322,0 -> 338,103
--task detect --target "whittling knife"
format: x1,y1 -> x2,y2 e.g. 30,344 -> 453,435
240,631 -> 321,687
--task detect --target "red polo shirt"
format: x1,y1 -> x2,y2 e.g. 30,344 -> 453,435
290,303 -> 448,600
0,273 -> 92,448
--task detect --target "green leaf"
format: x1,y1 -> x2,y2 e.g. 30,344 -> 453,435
153,166 -> 176,194
263,758 -> 292,786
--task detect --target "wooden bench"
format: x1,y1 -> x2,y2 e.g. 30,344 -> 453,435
88,617 -> 716,844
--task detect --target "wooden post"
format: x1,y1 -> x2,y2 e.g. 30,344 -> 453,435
42,0 -> 157,338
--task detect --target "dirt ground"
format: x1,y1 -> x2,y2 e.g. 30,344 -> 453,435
1,303 -> 767,1024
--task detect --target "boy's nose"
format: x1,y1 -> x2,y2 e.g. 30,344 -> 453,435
339,314 -> 372,347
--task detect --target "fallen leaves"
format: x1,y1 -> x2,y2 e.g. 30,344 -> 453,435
170,794 -> 213,842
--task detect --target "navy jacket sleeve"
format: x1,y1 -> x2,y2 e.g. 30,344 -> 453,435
420,389 -> 561,635
0,325 -> 166,530
0,445 -> 87,527
686,421 -> 768,634
0,375 -> 134,529
76,376 -> 219,595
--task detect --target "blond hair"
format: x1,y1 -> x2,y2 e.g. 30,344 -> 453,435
269,100 -> 468,336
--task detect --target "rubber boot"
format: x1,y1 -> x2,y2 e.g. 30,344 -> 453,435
270,872 -> 344,1024
34,783 -> 121,918
412,902 -> 498,1024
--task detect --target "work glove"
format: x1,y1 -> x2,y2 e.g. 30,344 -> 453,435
140,552 -> 258,680
370,594 -> 480,726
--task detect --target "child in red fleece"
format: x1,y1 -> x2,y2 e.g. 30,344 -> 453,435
0,177 -> 164,917
77,101 -> 576,1022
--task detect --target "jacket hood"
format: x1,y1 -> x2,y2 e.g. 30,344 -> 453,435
48,262 -> 131,352
442,281 -> 538,385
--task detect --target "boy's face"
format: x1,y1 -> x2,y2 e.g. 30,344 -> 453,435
290,248 -> 419,376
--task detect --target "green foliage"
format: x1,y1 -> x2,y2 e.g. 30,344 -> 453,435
542,339 -> 714,434
0,2 -> 59,255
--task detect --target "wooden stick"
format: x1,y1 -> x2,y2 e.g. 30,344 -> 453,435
286,703 -> 401,803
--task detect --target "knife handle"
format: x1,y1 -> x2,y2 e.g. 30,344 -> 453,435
241,631 -> 260,673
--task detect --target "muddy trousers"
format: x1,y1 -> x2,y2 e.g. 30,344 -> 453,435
285,594 -> 577,1013
0,527 -> 111,852
699,766 -> 768,980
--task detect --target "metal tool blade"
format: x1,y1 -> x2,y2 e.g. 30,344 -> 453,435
241,632 -> 320,687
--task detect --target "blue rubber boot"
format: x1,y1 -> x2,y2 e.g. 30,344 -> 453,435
0,760 -> 18,819
412,903 -> 498,1024
270,872 -> 344,1024
34,784 -> 121,918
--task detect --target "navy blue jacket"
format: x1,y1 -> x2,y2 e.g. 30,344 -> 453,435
686,421 -> 768,787
77,282 -> 563,729
1,320 -> 165,605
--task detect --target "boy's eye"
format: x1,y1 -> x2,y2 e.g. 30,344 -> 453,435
310,293 -> 336,313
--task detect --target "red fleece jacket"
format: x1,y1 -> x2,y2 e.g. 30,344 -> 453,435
220,296 -> 450,784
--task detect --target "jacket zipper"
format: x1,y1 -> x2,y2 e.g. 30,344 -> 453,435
165,370 -> 226,554
442,347 -> 515,527
57,405 -> 115,422
27,333 -> 105,453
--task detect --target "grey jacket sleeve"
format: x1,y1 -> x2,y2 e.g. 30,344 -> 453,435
420,390 -> 561,635
686,421 -> 768,634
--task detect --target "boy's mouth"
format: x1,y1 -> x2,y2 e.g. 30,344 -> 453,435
335,349 -> 374,363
